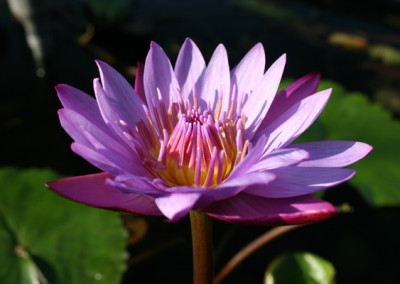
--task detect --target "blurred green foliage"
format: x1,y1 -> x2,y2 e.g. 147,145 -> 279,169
0,168 -> 127,284
368,44 -> 400,66
264,252 -> 335,284
82,0 -> 137,23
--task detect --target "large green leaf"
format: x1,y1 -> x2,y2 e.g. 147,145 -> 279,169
0,168 -> 127,284
264,252 -> 335,284
293,80 -> 400,207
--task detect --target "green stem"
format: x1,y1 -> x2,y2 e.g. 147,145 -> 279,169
190,210 -> 213,284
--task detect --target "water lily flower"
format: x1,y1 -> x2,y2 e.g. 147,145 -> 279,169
47,38 -> 372,225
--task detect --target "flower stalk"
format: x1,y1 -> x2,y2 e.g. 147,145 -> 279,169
190,210 -> 213,284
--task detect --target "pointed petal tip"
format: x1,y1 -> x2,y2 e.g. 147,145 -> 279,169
251,42 -> 265,52
93,77 -> 101,88
150,41 -> 162,50
155,192 -> 202,221
183,37 -> 195,45
311,71 -> 321,78
94,59 -> 107,70
215,43 -> 227,52
54,83 -> 67,92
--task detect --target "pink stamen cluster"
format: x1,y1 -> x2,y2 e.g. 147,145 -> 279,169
126,90 -> 248,188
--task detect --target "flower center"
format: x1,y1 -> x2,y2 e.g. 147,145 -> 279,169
157,107 -> 244,187
125,94 -> 248,188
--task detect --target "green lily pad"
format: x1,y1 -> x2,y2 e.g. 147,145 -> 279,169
292,79 -> 400,207
264,252 -> 335,284
0,167 -> 127,284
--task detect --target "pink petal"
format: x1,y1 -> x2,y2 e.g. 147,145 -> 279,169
288,141 -> 373,167
201,193 -> 336,225
248,148 -> 309,172
257,72 -> 321,133
96,60 -> 147,126
175,38 -> 206,103
46,173 -> 162,215
200,44 -> 231,113
144,42 -> 180,134
231,43 -> 265,119
244,167 -> 355,198
155,192 -> 203,221
256,88 -> 332,155
244,54 -> 286,139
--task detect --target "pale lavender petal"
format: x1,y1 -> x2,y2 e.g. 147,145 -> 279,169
71,143 -> 124,176
58,108 -> 129,157
257,72 -> 321,134
226,135 -> 267,180
244,167 -> 355,198
144,42 -> 180,133
248,148 -> 309,172
231,43 -> 265,118
288,141 -> 373,167
134,62 -> 146,102
155,192 -> 202,221
106,174 -> 165,195
200,44 -> 230,113
96,60 -> 147,125
46,173 -> 162,215
243,54 -> 286,140
257,88 -> 332,155
81,129 -> 151,177
175,38 -> 206,103
56,84 -> 103,125
211,171 -> 276,201
93,78 -> 147,156
201,193 -> 336,225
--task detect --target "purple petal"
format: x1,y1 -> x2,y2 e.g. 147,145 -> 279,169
201,193 -> 336,225
56,84 -> 103,124
144,42 -> 180,133
80,129 -> 151,177
200,44 -> 231,113
231,43 -> 265,119
134,62 -> 147,102
175,38 -> 206,103
243,54 -> 286,139
93,78 -> 143,151
96,60 -> 147,126
288,141 -> 373,167
256,88 -> 332,155
155,192 -> 202,221
257,72 -> 321,134
71,142 -> 124,176
244,167 -> 355,198
248,148 -> 309,172
58,108 -> 129,157
226,135 -> 267,180
46,173 -> 162,215
212,171 -> 276,201
106,174 -> 165,195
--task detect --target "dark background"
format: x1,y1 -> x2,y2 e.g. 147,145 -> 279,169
1,0 -> 400,283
